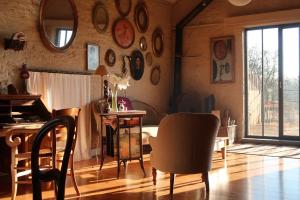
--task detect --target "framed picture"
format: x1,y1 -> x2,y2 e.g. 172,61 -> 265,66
211,36 -> 235,83
87,43 -> 100,71
105,49 -> 116,67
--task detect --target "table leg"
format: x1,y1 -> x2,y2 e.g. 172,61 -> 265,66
117,117 -> 120,179
221,140 -> 227,159
139,117 -> 146,177
99,117 -> 105,170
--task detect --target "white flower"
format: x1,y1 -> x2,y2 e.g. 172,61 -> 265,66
107,73 -> 130,90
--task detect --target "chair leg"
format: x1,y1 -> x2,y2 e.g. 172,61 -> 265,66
11,148 -> 18,200
152,168 -> 157,185
221,146 -> 227,159
11,169 -> 17,200
202,172 -> 209,192
70,156 -> 80,196
170,173 -> 175,196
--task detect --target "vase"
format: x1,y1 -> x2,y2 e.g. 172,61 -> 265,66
111,85 -> 118,112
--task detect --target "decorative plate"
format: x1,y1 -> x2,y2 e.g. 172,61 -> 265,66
152,27 -> 164,57
150,65 -> 160,85
134,2 -> 149,33
105,49 -> 116,67
130,50 -> 144,80
112,18 -> 135,49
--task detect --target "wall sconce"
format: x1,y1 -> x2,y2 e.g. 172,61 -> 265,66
4,32 -> 26,51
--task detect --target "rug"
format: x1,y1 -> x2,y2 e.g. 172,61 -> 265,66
227,144 -> 300,159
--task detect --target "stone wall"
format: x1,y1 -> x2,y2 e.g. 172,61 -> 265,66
172,0 -> 300,141
0,0 -> 173,113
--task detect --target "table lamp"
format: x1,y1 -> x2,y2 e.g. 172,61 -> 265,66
94,65 -> 109,113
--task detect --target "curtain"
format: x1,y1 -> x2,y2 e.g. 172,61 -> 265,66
27,71 -> 102,161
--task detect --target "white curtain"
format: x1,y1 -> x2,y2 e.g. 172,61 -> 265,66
27,71 -> 102,161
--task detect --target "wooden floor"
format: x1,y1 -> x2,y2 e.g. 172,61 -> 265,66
1,152 -> 300,200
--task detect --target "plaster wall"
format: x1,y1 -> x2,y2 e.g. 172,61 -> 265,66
0,0 -> 173,113
172,0 -> 300,141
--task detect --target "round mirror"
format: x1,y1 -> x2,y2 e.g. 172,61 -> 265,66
139,36 -> 147,51
39,0 -> 78,52
93,3 -> 109,33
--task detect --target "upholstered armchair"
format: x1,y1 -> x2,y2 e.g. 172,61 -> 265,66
150,113 -> 220,195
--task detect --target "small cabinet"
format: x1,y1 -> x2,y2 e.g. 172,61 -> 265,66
218,125 -> 237,145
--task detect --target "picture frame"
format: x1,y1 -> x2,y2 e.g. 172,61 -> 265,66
105,49 -> 116,67
211,36 -> 235,83
87,43 -> 100,71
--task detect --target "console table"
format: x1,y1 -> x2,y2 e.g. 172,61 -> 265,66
98,110 -> 147,178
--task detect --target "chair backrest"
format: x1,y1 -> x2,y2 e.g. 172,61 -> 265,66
31,116 -> 76,200
131,100 -> 164,125
52,108 -> 81,149
152,113 -> 220,174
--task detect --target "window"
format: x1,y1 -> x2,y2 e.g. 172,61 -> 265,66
56,29 -> 72,47
245,24 -> 300,139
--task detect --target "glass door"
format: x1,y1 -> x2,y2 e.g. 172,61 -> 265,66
246,24 -> 300,140
282,27 -> 300,137
246,28 -> 279,138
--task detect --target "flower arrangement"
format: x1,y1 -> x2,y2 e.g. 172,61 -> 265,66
106,73 -> 130,111
107,73 -> 130,90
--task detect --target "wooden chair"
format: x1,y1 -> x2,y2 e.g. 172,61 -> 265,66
150,113 -> 220,196
6,124 -> 52,200
52,108 -> 81,196
31,116 -> 76,200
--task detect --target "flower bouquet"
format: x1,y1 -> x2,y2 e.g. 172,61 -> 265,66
106,73 -> 130,111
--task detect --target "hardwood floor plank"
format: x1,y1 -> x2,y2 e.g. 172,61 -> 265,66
1,153 -> 300,200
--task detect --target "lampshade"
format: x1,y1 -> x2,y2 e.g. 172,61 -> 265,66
228,0 -> 251,6
94,65 -> 108,77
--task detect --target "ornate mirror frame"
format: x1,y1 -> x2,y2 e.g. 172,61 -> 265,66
93,3 -> 109,33
39,0 -> 78,52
